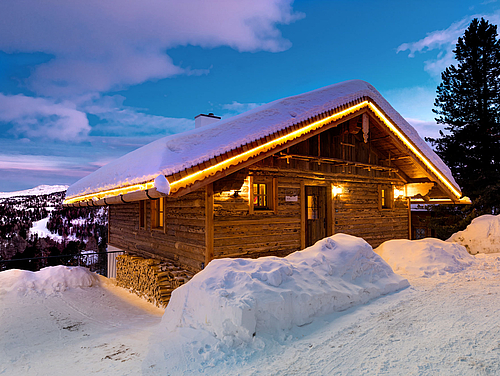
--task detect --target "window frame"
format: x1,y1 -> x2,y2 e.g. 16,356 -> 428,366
151,197 -> 165,230
249,176 -> 277,214
378,185 -> 393,210
139,200 -> 146,229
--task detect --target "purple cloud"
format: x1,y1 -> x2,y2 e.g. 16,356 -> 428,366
0,0 -> 303,97
0,94 -> 90,141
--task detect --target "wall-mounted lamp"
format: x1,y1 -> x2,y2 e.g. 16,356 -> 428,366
394,187 -> 405,199
332,185 -> 343,197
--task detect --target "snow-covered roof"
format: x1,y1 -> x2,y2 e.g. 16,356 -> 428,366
66,80 -> 462,202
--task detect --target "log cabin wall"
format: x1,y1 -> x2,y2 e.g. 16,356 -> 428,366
109,116 -> 410,266
108,189 -> 207,272
211,119 -> 410,258
213,175 -> 302,259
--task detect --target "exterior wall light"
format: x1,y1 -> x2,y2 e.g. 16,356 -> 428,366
332,185 -> 343,197
394,187 -> 405,199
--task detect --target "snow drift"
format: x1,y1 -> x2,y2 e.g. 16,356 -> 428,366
0,266 -> 98,295
162,234 -> 409,344
375,238 -> 475,277
448,214 -> 500,254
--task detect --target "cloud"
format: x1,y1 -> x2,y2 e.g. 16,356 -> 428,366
0,0 -> 303,97
0,153 -> 88,176
82,95 -> 194,137
404,118 -> 446,140
396,11 -> 500,76
0,94 -> 90,141
221,101 -> 264,116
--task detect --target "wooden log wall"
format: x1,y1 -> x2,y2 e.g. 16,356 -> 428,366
334,180 -> 409,248
213,170 -> 409,259
213,176 -> 301,259
108,189 -> 207,272
115,254 -> 194,307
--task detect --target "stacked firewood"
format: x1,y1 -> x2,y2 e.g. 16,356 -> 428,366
115,254 -> 194,308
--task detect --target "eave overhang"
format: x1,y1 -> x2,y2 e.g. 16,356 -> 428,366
63,98 -> 468,207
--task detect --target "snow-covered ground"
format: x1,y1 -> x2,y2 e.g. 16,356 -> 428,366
29,217 -> 76,242
2,217 -> 500,375
0,267 -> 163,376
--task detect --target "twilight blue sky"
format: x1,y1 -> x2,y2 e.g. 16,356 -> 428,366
0,0 -> 499,191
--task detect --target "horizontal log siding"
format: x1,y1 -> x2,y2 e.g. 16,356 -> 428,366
109,189 -> 206,272
334,181 -> 409,248
213,177 -> 301,259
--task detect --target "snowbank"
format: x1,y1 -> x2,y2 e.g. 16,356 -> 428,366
0,266 -> 98,295
375,238 -> 475,277
162,234 -> 408,345
447,214 -> 500,254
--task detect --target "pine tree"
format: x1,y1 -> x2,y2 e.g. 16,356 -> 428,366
427,18 -> 500,214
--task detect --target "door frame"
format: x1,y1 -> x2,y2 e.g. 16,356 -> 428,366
300,181 -> 334,248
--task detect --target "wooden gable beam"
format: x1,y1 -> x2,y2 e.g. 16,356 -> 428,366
168,107 -> 369,198
367,109 -> 460,202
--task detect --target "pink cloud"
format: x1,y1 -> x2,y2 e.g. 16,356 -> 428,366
0,154 -> 90,177
0,94 -> 90,141
0,0 -> 303,97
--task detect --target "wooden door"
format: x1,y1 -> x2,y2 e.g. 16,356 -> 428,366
305,186 -> 327,247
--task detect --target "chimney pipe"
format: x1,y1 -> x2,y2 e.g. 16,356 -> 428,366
195,113 -> 221,129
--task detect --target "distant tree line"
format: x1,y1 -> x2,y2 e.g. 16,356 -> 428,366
0,191 -> 108,272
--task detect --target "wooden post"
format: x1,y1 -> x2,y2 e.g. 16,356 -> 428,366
248,175 -> 254,215
205,183 -> 214,267
300,181 -> 306,249
408,197 -> 412,240
273,177 -> 278,214
328,182 -> 334,236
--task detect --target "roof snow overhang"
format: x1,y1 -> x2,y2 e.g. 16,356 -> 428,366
63,80 -> 469,207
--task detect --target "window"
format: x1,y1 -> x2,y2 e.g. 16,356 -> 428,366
139,200 -> 146,229
307,195 -> 318,219
379,185 -> 393,210
415,227 -> 426,239
249,176 -> 276,213
151,197 -> 165,229
253,182 -> 269,209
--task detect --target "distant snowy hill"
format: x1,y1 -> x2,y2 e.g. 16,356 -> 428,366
0,185 -> 107,273
0,185 -> 68,199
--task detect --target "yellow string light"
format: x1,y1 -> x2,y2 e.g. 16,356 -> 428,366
64,99 -> 463,205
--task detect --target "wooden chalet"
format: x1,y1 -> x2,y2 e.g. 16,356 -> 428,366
64,80 -> 470,275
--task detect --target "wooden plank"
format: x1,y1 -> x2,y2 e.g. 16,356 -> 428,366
205,183 -> 214,267
328,182 -> 334,236
408,197 -> 412,240
214,217 -> 299,227
300,180 -> 306,249
273,177 -> 278,214
248,175 -> 254,215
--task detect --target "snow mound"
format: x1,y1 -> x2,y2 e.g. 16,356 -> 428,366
0,266 -> 98,295
375,238 -> 475,277
447,214 -> 500,254
163,234 -> 408,345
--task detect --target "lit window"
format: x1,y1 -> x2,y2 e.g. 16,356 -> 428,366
253,183 -> 269,209
151,197 -> 165,229
307,195 -> 318,219
380,186 -> 393,210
